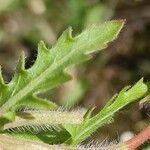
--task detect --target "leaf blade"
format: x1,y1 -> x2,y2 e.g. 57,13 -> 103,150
65,79 -> 148,146
0,20 -> 125,120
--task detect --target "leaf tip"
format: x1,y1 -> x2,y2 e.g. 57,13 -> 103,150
112,19 -> 126,25
116,19 -> 126,28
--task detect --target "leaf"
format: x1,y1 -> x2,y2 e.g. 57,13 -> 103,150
65,79 -> 148,146
0,20 -> 125,118
36,129 -> 71,144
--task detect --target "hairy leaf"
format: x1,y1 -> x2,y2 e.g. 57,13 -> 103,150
65,79 -> 148,146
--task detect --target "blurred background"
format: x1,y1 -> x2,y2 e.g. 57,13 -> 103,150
0,0 -> 149,149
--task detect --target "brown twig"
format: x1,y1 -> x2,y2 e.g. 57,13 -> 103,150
126,124 -> 150,150
0,145 -> 3,150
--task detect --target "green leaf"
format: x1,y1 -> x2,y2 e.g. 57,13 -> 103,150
0,20 -> 124,120
65,78 -> 148,146
36,129 -> 71,144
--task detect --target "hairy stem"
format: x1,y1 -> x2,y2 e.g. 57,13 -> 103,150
3,109 -> 85,130
1,127 -> 150,150
0,134 -> 126,150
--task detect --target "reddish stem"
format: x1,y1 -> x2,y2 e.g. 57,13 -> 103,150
0,145 -> 2,150
126,124 -> 150,150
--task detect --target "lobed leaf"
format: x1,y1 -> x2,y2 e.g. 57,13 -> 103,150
0,20 -> 128,149
0,20 -> 125,119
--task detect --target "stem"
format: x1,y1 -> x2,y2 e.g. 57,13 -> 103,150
0,125 -> 149,150
126,124 -> 150,150
4,110 -> 85,130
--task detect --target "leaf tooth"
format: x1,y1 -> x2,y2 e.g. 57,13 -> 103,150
0,65 -> 6,87
67,27 -> 75,40
16,51 -> 26,73
56,27 -> 75,46
38,41 -> 49,53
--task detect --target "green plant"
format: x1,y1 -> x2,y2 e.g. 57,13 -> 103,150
0,20 -> 149,150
